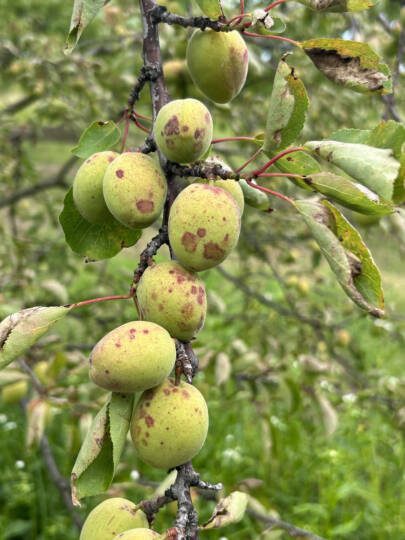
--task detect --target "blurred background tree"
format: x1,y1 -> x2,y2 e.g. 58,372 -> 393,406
0,1 -> 404,539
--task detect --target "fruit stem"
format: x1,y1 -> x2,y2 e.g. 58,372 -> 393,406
134,110 -> 152,122
235,147 -> 263,173
240,0 -> 245,14
243,31 -> 299,47
258,172 -> 305,179
69,293 -> 133,309
212,136 -> 257,144
246,179 -> 294,205
130,111 -> 151,133
121,114 -> 131,152
248,146 -> 304,177
265,0 -> 289,12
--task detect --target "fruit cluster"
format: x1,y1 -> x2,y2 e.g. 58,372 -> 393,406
77,27 -> 249,540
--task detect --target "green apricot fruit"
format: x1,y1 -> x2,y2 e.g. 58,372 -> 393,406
154,98 -> 213,163
113,530 -> 160,540
131,379 -> 209,470
1,380 -> 29,404
73,151 -> 118,224
168,183 -> 241,271
137,261 -> 207,342
186,30 -> 249,104
103,153 -> 167,229
80,497 -> 148,540
89,321 -> 176,393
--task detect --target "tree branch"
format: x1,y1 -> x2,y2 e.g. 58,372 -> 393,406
151,5 -> 229,32
247,507 -> 326,540
0,156 -> 77,209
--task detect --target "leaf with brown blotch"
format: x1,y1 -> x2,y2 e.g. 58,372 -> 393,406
301,38 -> 392,94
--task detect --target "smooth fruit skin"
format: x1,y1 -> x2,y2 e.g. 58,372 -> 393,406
168,183 -> 241,271
186,30 -> 249,104
72,151 -> 118,224
103,153 -> 167,229
1,380 -> 28,404
80,497 -> 148,540
89,321 -> 176,393
131,379 -> 209,470
113,530 -> 160,540
154,99 -> 213,164
137,261 -> 207,342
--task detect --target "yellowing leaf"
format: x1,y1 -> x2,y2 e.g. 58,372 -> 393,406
0,306 -> 71,370
195,0 -> 224,19
295,199 -> 384,316
201,491 -> 248,529
301,38 -> 392,94
65,0 -> 110,54
264,57 -> 309,153
298,0 -> 378,11
71,392 -> 134,505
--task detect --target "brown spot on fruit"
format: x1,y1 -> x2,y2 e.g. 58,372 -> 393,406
116,169 -> 124,178
197,228 -> 206,238
164,115 -> 180,136
194,128 -> 205,140
163,388 -> 170,396
142,439 -> 148,446
108,156 -> 115,162
223,234 -> 229,243
181,125 -> 189,132
136,199 -> 154,213
145,415 -> 155,427
181,232 -> 197,252
182,390 -> 190,398
181,302 -> 194,317
204,242 -> 225,260
205,112 -> 211,124
191,285 -> 197,295
115,342 -> 121,348
143,329 -> 149,334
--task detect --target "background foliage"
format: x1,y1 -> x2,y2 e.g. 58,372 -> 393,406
0,1 -> 404,539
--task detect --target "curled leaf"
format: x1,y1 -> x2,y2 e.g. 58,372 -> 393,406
304,140 -> 400,200
295,199 -> 384,316
303,172 -> 394,215
240,179 -> 271,211
65,0 -> 110,54
0,306 -> 71,370
264,57 -> 309,153
301,38 -> 392,94
298,0 -> 378,12
71,392 -> 134,505
201,491 -> 248,530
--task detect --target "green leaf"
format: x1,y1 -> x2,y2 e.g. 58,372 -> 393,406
330,512 -> 363,536
201,491 -> 248,530
264,150 -> 322,191
303,172 -> 394,215
295,199 -> 384,316
263,57 -> 309,153
240,179 -> 271,211
329,128 -> 371,144
301,38 -> 392,94
366,121 -> 405,204
71,392 -> 134,505
195,0 -> 224,19
59,189 -> 141,261
65,0 -> 109,54
72,120 -> 121,159
297,0 -> 379,12
0,306 -> 71,370
304,140 -> 400,200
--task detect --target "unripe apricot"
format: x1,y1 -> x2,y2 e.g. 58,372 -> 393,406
168,183 -> 241,271
72,151 -> 118,224
154,99 -> 213,164
131,379 -> 209,470
137,261 -> 207,342
89,321 -> 176,393
186,30 -> 249,104
80,497 -> 148,540
103,153 -> 167,229
113,530 -> 160,540
1,380 -> 28,404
